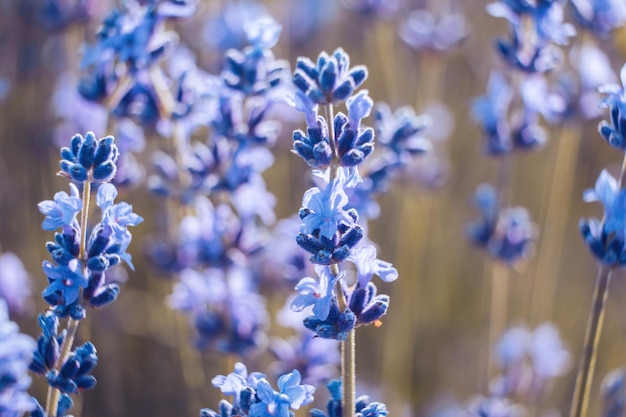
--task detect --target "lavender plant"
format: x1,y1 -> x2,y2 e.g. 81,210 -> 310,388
0,300 -> 37,417
572,63 -> 626,417
33,131 -> 142,416
290,47 -> 399,417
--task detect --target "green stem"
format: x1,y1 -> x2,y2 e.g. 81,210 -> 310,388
45,180 -> 91,417
568,264 -> 612,417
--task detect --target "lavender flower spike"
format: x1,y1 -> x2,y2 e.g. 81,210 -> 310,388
0,300 -> 37,416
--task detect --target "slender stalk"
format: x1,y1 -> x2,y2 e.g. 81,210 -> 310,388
487,261 -> 508,381
569,264 -> 612,417
325,102 -> 355,417
46,180 -> 91,416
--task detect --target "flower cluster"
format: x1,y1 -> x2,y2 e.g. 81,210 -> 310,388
148,17 -> 289,359
580,64 -> 626,265
0,301 -> 37,417
201,363 -> 315,417
34,131 -> 142,415
491,323 -> 571,397
467,184 -> 536,264
308,380 -> 388,417
290,48 -> 399,343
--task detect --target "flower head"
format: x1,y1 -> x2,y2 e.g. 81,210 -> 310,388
293,48 -> 367,105
0,301 -> 36,416
291,266 -> 342,320
38,184 -> 82,231
599,64 -> 626,150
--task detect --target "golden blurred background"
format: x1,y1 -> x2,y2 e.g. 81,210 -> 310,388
2,1 -> 626,416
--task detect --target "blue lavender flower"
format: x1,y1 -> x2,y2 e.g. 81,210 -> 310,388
38,184 -> 82,231
467,184 -> 536,264
46,342 -> 98,394
42,259 -> 88,307
580,170 -> 626,266
169,267 -> 269,355
201,1 -> 271,52
0,300 -> 36,417
602,368 -> 626,417
488,0 -> 575,73
59,132 -> 118,183
598,64 -> 626,150
569,44 -> 618,121
348,245 -> 398,287
301,179 -> 354,240
472,73 -> 513,156
293,48 -> 368,105
399,9 -> 468,52
269,327 -> 340,385
466,396 -> 525,417
292,111 -> 333,169
202,366 -> 315,417
250,370 -> 315,417
348,282 -> 389,326
571,0 -> 626,37
309,380 -> 388,417
211,362 -> 266,397
30,312 -> 64,375
374,103 -> 431,159
303,299 -> 355,341
0,253 -> 32,315
291,266 -> 342,321
221,17 -> 290,96
492,323 -> 570,397
340,0 -> 399,19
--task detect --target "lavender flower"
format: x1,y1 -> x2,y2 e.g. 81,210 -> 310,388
488,0 -> 575,72
202,365 -> 315,417
291,266 -> 342,321
293,48 -> 368,105
467,184 -> 536,264
580,170 -> 626,266
309,380 -> 388,417
399,9 -> 468,52
598,64 -> 626,150
601,368 -> 626,417
38,184 -> 82,231
492,323 -> 570,397
571,0 -> 626,37
0,253 -> 32,315
269,328 -> 340,385
0,301 -> 36,416
340,0 -> 399,19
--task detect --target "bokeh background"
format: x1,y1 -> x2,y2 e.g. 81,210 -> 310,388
2,1 -> 626,417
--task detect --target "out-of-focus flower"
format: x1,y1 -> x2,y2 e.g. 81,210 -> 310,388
580,170 -> 626,266
0,300 -> 36,416
340,0 -> 399,19
467,184 -> 537,265
598,64 -> 626,150
293,48 -> 368,106
601,368 -> 626,417
400,9 -> 467,52
0,253 -> 32,315
571,0 -> 626,37
492,322 -> 571,397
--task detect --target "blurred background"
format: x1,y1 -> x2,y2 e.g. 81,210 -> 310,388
2,0 -> 626,416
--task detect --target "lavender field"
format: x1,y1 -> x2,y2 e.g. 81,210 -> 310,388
1,1 -> 626,417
